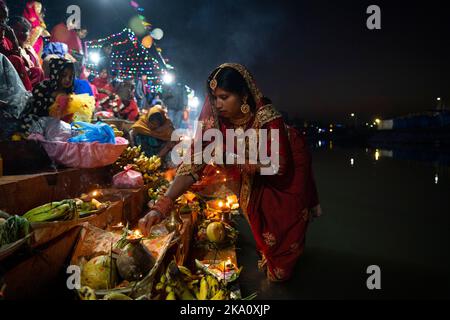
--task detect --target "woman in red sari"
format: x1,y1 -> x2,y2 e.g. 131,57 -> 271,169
22,1 -> 50,58
139,63 -> 321,282
91,68 -> 119,113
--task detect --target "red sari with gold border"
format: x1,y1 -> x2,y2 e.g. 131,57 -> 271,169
177,63 -> 320,281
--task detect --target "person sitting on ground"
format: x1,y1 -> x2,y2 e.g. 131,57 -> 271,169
116,80 -> 139,121
91,68 -> 120,115
130,105 -> 177,162
21,58 -> 75,132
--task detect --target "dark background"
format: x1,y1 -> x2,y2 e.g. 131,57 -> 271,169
8,0 -> 450,124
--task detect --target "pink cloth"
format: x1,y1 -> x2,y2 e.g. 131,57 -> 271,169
29,134 -> 129,168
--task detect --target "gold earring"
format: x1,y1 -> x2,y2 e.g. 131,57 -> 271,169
241,97 -> 250,114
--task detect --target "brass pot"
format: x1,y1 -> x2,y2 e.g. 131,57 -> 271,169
165,208 -> 183,235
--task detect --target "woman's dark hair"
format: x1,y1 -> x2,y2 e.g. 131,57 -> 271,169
261,96 -> 272,105
207,67 -> 256,112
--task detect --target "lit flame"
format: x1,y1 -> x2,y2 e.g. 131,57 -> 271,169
134,230 -> 142,237
127,229 -> 143,240
218,201 -> 224,208
226,195 -> 237,204
184,191 -> 196,202
226,195 -> 239,209
91,190 -> 99,197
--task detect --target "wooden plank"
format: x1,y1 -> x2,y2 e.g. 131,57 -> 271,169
2,226 -> 81,300
0,167 -> 112,215
0,140 -> 52,175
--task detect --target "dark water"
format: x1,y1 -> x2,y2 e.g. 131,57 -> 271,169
236,143 -> 450,299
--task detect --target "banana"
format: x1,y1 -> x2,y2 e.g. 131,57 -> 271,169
206,275 -> 219,298
180,288 -> 196,300
155,282 -> 165,291
103,292 -> 133,300
198,277 -> 208,300
166,292 -> 176,300
178,265 -> 193,279
165,286 -> 174,294
187,279 -> 199,291
210,289 -> 226,300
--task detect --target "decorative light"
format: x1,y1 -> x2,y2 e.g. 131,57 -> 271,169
163,73 -> 174,84
89,52 -> 101,64
188,96 -> 200,109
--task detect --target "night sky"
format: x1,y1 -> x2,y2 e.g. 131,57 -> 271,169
8,0 -> 450,124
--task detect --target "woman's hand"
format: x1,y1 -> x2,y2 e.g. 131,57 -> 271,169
138,210 -> 164,236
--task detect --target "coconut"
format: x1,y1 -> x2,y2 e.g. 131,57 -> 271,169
80,255 -> 118,290
206,222 -> 226,243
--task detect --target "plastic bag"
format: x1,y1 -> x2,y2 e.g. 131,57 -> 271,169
68,122 -> 116,144
44,118 -> 75,142
113,165 -> 144,189
0,53 -> 32,119
28,134 -> 129,168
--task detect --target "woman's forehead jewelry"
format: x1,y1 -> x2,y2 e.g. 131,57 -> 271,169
209,68 -> 222,91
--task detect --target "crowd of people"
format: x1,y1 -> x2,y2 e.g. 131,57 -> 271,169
0,0 -> 186,160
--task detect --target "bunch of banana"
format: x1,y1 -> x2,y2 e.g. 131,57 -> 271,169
133,155 -> 161,173
114,146 -> 162,184
154,262 -> 198,300
196,275 -> 226,300
109,124 -> 124,137
23,199 -> 79,223
153,262 -> 227,300
114,146 -> 143,171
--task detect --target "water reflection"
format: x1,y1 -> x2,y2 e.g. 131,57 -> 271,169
305,143 -> 450,297
374,149 -> 380,161
310,142 -> 450,186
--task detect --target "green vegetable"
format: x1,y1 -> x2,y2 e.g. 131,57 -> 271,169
0,215 -> 30,247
